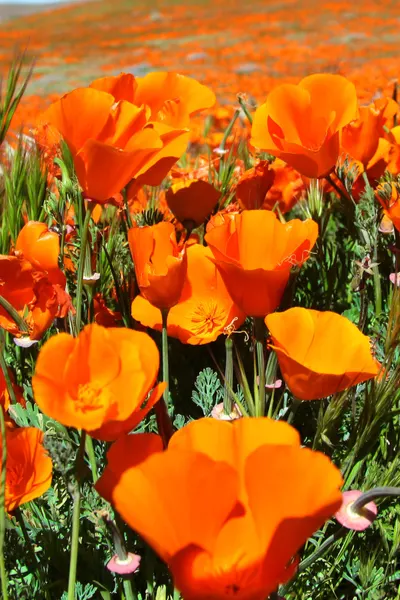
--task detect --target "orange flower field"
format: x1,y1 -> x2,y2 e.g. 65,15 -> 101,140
0,1 -> 400,599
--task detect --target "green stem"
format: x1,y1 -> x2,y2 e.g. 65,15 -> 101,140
237,96 -> 253,125
161,309 -> 170,406
287,397 -> 302,425
85,436 -> 98,483
74,203 -> 95,334
254,318 -> 266,416
219,109 -> 240,151
123,579 -> 136,600
0,295 -> 29,334
295,527 -> 347,576
67,430 -> 87,600
0,406 -> 8,600
223,337 -> 234,414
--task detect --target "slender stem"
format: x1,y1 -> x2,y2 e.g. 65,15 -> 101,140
0,295 -> 29,334
351,487 -> 400,512
0,406 -> 8,600
123,579 -> 136,600
223,337 -> 234,414
296,527 -> 347,575
155,309 -> 174,447
161,309 -> 170,405
219,109 -> 240,152
325,174 -> 354,204
0,341 -> 16,408
85,436 -> 98,483
287,398 -> 302,425
67,430 -> 87,600
75,203 -> 95,334
254,318 -> 266,416
237,95 -> 253,125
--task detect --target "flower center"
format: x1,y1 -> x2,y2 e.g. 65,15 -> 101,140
191,302 -> 227,336
75,383 -> 109,413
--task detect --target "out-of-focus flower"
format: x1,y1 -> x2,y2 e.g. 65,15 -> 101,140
96,417 -> 343,600
166,179 -> 220,229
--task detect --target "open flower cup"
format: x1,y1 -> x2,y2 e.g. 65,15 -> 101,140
265,308 -> 381,400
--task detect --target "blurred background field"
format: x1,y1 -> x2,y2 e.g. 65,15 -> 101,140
1,0 -> 400,130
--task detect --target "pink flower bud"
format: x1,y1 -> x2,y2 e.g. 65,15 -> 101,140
107,552 -> 141,575
389,272 -> 400,287
211,402 -> 242,421
335,490 -> 377,531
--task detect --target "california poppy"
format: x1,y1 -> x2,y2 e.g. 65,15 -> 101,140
235,161 -> 275,210
236,160 -> 304,213
3,427 -> 52,513
0,255 -> 71,340
376,182 -> 400,232
89,71 -> 215,186
166,179 -> 220,229
96,417 -> 342,599
128,222 -> 187,311
251,74 -> 358,178
131,244 -> 245,345
205,210 -> 318,317
265,307 -> 380,400
32,323 -> 165,441
40,86 -> 184,203
15,221 -> 65,286
0,366 -> 25,428
341,104 -> 386,168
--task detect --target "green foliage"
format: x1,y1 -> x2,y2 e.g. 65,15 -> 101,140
191,367 -> 224,415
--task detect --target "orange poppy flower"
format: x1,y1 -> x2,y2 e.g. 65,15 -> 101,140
131,244 -> 245,345
205,210 -> 318,317
15,221 -> 65,286
89,72 -> 215,187
32,323 -> 165,441
0,255 -> 72,340
205,203 -> 241,233
0,366 -> 25,428
236,160 -> 305,213
341,104 -> 386,168
251,74 -> 358,178
376,182 -> 400,232
133,72 -> 216,128
235,161 -> 275,210
265,307 -> 380,400
40,86 -> 181,203
4,427 -> 52,513
96,417 -> 342,599
128,222 -> 187,311
166,179 -> 220,229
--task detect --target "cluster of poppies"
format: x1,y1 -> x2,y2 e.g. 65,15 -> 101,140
1,69 -> 398,599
